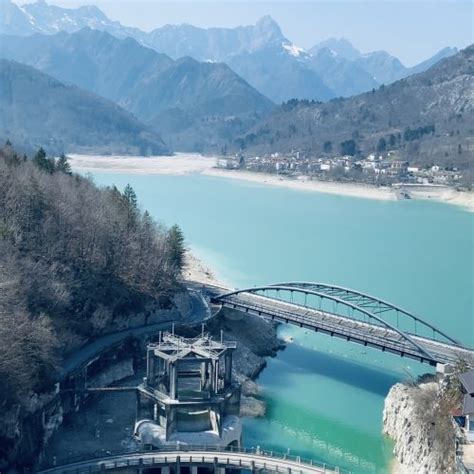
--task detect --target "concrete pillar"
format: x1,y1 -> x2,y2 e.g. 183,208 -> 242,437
224,353 -> 232,386
161,467 -> 170,474
215,361 -> 220,392
170,363 -> 177,399
135,390 -> 140,422
176,456 -> 181,474
191,466 -> 198,474
200,361 -> 206,390
210,360 -> 216,394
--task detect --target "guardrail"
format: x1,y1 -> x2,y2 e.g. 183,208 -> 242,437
40,445 -> 350,473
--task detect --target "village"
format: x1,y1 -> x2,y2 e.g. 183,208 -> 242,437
217,150 -> 467,188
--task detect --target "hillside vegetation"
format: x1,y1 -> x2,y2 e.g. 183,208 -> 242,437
234,46 -> 474,169
0,59 -> 168,155
0,144 -> 184,408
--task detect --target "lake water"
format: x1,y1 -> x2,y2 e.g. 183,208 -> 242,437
89,171 -> 473,473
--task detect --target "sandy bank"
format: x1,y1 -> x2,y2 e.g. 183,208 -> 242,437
183,250 -> 227,287
407,187 -> 474,212
68,153 -> 216,175
69,154 -> 473,211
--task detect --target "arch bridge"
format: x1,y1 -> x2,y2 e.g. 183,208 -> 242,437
211,282 -> 473,366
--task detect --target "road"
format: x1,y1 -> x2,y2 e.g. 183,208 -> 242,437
59,289 -> 210,379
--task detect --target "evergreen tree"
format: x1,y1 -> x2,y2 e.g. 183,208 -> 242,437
32,148 -> 54,173
55,154 -> 72,174
123,184 -> 138,209
340,139 -> 357,156
323,141 -> 332,153
122,184 -> 138,229
167,224 -> 185,270
377,137 -> 387,152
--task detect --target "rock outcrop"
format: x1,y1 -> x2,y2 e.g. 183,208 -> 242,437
383,378 -> 457,473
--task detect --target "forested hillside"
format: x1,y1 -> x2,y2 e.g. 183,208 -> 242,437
234,46 -> 474,169
0,143 -> 185,409
0,59 -> 168,155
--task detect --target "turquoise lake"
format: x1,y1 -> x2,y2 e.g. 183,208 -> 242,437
89,171 -> 474,473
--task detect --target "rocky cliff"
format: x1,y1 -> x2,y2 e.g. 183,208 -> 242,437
383,377 -> 457,473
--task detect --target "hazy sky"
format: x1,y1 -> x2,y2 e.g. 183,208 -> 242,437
19,1 -> 474,65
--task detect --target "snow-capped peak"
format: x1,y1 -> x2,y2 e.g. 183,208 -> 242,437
282,42 -> 307,58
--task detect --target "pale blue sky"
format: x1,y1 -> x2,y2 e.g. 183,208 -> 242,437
19,1 -> 474,65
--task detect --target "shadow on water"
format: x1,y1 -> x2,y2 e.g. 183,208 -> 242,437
263,340 -> 404,397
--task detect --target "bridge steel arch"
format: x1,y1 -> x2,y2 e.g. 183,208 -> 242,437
213,283 -> 468,365
271,282 -> 460,345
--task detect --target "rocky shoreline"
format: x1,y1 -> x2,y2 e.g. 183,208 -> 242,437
383,375 -> 458,474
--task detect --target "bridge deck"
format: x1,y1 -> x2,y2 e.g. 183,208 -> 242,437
216,292 -> 473,365
39,449 -> 339,474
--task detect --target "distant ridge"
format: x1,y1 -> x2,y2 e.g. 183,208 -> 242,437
231,46 -> 474,170
0,59 -> 169,155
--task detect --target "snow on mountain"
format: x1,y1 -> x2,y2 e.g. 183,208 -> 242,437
282,42 -> 308,58
0,0 -> 460,101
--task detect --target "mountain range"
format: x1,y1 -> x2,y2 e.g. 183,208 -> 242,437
232,46 -> 474,169
0,0 -> 470,166
0,59 -> 168,155
0,28 -> 274,151
0,0 -> 458,102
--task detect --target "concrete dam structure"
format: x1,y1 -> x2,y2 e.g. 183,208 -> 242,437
134,331 -> 242,448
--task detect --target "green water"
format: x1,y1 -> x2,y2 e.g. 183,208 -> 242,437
88,171 -> 473,473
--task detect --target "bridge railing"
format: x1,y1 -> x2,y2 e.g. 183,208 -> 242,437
268,282 -> 463,346
39,444 -> 351,473
219,292 -> 441,362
